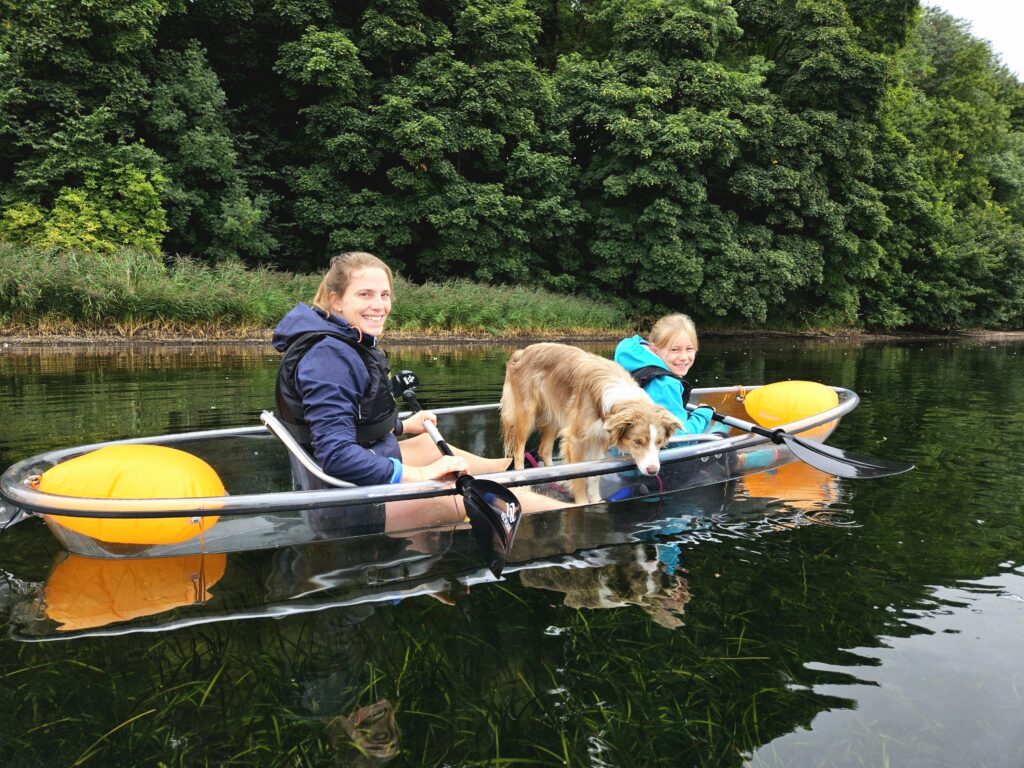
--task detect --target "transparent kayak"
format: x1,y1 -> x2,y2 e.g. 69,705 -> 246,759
0,385 -> 859,559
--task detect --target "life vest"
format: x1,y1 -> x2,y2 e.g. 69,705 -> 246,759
629,365 -> 693,406
276,331 -> 399,449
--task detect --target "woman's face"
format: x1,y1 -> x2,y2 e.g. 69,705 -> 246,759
330,267 -> 392,338
651,331 -> 697,377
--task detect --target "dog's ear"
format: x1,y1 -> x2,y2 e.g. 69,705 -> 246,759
656,408 -> 682,444
603,408 -> 633,444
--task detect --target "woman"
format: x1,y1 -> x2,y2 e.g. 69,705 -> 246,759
273,252 -> 564,532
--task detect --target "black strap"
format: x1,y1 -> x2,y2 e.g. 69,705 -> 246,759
629,365 -> 693,405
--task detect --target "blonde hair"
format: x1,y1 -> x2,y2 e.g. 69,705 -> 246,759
649,313 -> 698,350
312,252 -> 394,313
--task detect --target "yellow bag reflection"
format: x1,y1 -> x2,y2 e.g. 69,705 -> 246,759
44,552 -> 227,631
743,460 -> 839,511
744,380 -> 838,440
39,444 -> 224,545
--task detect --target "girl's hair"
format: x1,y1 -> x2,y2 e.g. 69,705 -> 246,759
649,313 -> 698,350
312,252 -> 394,312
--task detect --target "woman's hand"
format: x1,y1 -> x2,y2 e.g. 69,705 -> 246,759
401,410 -> 438,436
403,456 -> 468,483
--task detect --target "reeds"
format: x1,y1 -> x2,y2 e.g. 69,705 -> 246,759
0,242 -> 624,337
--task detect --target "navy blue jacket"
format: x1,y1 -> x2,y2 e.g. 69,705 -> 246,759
272,304 -> 402,485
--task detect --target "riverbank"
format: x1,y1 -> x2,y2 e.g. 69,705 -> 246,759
3,326 -> 1022,347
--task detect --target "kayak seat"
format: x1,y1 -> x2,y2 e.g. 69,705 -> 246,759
260,410 -> 355,490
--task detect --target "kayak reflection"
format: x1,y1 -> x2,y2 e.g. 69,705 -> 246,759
3,471 -> 848,641
742,460 -> 844,520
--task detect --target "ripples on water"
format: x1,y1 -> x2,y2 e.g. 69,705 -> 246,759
1,339 -> 1023,766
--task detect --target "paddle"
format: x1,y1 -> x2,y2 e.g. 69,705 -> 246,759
685,403 -> 914,479
391,370 -> 522,578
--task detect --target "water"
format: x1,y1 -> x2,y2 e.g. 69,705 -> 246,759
1,338 -> 1022,766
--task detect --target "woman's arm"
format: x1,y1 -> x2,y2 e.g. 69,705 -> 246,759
399,455 -> 468,483
400,409 -> 437,436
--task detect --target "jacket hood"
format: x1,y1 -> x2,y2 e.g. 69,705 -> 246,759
614,334 -> 669,374
272,303 -> 362,352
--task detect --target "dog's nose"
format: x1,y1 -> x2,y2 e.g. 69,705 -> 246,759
643,463 -> 659,476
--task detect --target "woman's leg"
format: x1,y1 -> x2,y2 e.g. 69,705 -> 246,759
384,487 -> 569,530
398,433 -> 510,475
384,495 -> 463,533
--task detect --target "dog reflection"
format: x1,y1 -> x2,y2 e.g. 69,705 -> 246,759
328,698 -> 400,766
519,544 -> 690,628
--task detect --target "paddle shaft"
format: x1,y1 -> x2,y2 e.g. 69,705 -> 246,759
685,402 -> 914,479
400,390 -> 455,457
396,380 -> 524,577
685,403 -> 786,443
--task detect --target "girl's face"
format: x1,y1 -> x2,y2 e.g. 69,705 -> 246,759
651,331 -> 697,376
330,267 -> 392,338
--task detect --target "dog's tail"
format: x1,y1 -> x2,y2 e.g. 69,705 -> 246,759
500,349 -> 528,457
505,348 -> 526,371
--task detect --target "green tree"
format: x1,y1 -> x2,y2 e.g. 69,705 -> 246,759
863,8 -> 1024,329
143,43 -> 276,261
0,0 -> 171,253
274,0 -> 581,284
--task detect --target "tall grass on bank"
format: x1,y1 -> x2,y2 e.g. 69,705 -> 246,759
0,242 -> 624,337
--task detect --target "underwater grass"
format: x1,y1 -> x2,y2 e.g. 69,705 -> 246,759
0,242 -> 625,337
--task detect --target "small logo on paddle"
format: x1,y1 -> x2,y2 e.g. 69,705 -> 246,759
501,502 -> 519,529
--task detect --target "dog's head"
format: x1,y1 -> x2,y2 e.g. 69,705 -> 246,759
604,403 -> 681,476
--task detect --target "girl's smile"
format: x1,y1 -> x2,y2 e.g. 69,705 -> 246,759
651,331 -> 697,376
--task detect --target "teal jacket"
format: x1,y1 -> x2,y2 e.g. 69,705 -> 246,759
613,335 -> 713,436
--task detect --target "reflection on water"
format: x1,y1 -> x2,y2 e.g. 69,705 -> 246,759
1,474 -> 845,641
743,461 -> 839,512
520,545 -> 692,629
328,698 -> 401,767
40,552 -> 225,632
750,568 -> 1024,768
1,339 -> 1024,766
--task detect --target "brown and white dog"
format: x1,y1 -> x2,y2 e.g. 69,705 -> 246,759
500,343 -> 681,504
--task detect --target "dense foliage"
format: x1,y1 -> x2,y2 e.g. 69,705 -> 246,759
1,1 -> 1021,330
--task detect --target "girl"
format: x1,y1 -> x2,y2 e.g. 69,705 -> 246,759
614,313 -> 724,436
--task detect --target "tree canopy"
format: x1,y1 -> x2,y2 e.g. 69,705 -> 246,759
1,0 -> 1021,330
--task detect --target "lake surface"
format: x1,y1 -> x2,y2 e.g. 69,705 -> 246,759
1,338 -> 1022,767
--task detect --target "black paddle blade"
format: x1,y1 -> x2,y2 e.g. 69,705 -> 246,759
391,370 -> 419,402
459,476 -> 522,578
783,434 -> 914,479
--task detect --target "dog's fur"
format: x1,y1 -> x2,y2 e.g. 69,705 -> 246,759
501,343 -> 681,503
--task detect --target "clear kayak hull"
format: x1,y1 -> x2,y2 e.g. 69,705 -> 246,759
0,385 -> 859,559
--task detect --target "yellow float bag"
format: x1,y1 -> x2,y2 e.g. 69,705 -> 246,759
39,444 -> 224,545
743,380 -> 839,440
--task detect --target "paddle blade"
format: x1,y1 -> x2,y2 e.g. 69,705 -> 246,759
459,477 -> 522,577
783,434 -> 914,479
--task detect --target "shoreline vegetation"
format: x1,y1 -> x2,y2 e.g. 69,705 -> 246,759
2,5 -> 1022,336
2,243 -> 1021,346
0,242 -> 624,342
6,330 -> 1023,348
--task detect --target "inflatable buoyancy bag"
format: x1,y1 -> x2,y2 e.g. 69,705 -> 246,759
743,380 -> 838,440
38,444 -> 225,545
